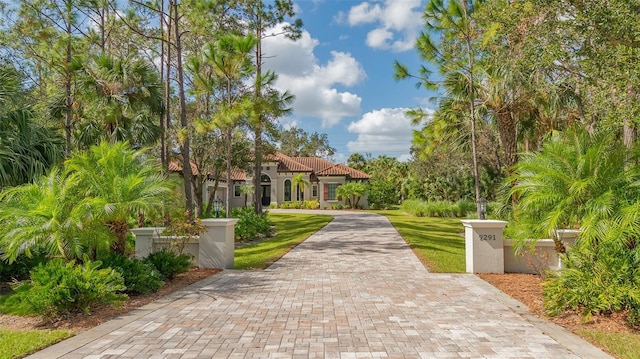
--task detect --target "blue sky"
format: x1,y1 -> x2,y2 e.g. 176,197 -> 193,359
262,0 -> 435,163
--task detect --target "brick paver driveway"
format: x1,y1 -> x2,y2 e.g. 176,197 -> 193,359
29,211 -> 611,359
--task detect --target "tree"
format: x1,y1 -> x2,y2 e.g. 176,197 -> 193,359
336,182 -> 368,209
278,127 -> 336,158
395,0 -> 485,218
75,54 -> 164,148
291,173 -> 310,201
0,168 -> 110,263
242,0 -> 302,214
0,109 -> 64,189
508,127 -> 633,253
65,141 -> 176,255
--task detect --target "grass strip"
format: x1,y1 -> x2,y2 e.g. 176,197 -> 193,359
578,330 -> 640,359
0,328 -> 73,359
234,213 -> 333,270
376,209 -> 465,273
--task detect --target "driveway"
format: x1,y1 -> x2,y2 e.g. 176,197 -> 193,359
28,210 -> 611,358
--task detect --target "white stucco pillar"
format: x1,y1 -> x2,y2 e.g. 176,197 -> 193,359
131,227 -> 164,259
200,218 -> 238,269
461,220 -> 508,274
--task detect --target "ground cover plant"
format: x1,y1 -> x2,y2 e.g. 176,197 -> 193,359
234,213 -> 332,269
377,209 -> 465,272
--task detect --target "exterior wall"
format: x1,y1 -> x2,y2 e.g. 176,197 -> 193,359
277,172 -> 312,205
318,176 -> 346,209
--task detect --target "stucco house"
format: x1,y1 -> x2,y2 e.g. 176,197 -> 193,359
171,153 -> 371,210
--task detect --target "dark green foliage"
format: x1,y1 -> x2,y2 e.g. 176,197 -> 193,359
401,199 -> 476,218
368,178 -> 398,209
0,249 -> 47,283
1,258 -> 126,318
100,254 -> 164,294
543,241 -> 640,322
144,249 -> 191,280
231,207 -> 272,241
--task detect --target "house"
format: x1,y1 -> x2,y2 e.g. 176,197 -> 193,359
171,153 -> 371,210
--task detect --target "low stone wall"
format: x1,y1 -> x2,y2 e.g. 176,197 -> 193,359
504,239 -> 559,274
131,218 -> 238,269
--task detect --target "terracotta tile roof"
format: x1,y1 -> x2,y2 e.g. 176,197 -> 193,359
168,161 -> 246,181
316,163 -> 371,179
168,160 -> 200,176
293,157 -> 335,172
276,153 -> 313,172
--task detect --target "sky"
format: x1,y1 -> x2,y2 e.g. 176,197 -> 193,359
261,0 -> 435,163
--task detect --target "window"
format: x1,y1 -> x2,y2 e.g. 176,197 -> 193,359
234,185 -> 241,197
260,174 -> 271,183
312,185 -> 318,198
328,183 -> 338,201
284,179 -> 291,201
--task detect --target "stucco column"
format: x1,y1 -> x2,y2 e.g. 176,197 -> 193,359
131,227 -> 164,259
461,220 -> 508,274
200,218 -> 238,269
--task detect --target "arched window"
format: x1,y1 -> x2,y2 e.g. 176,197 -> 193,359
284,179 -> 291,201
260,174 -> 271,183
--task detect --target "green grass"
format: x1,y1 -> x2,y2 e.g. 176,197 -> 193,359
234,213 -> 333,269
578,330 -> 640,359
375,209 -> 465,272
0,328 -> 73,359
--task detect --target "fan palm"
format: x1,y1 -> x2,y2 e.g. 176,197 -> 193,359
65,141 -> 176,254
0,109 -> 64,189
75,54 -> 163,148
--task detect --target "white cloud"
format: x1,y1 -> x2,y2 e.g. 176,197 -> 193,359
262,23 -> 366,127
344,0 -> 424,52
346,107 -> 429,159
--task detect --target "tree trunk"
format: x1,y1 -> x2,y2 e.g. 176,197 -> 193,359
172,0 -> 194,218
496,111 -> 518,171
253,16 -> 264,214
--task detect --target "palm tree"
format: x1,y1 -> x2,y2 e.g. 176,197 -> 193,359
291,173 -> 310,202
0,168 -> 110,263
65,141 -> 176,255
75,54 -> 163,148
0,109 -> 64,189
509,127 -> 632,253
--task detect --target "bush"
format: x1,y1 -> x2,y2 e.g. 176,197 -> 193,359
231,207 -> 272,241
1,258 -> 126,318
0,249 -> 47,283
303,200 -> 320,209
401,199 -> 474,218
368,178 -> 398,209
100,254 -> 164,294
543,241 -> 640,321
144,249 -> 191,280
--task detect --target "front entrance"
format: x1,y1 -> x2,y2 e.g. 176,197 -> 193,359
260,173 -> 271,206
261,185 -> 271,206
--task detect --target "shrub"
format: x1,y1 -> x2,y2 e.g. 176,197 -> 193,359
401,199 -> 474,218
0,249 -> 47,283
144,249 -> 191,280
100,254 -> 164,294
330,203 -> 344,210
231,207 -> 272,241
543,241 -> 640,321
303,200 -> 320,209
1,258 -> 126,318
368,178 -> 398,209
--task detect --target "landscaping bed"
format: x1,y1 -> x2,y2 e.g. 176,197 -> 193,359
0,267 -> 219,333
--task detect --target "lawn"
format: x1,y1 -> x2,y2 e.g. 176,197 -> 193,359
234,213 -> 333,269
375,209 -> 465,272
0,328 -> 73,359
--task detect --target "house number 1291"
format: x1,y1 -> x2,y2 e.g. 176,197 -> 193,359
479,234 -> 496,241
